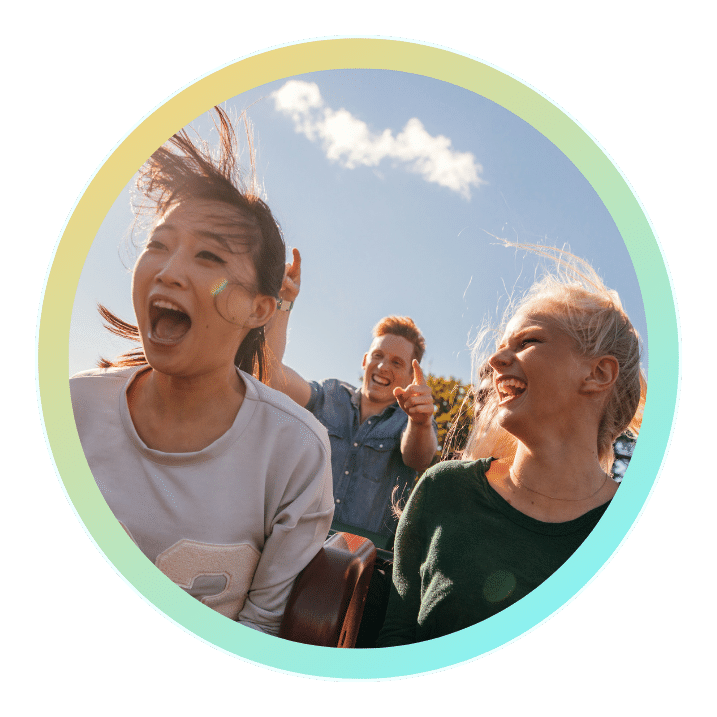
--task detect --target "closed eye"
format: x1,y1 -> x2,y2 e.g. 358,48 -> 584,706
197,250 -> 226,264
146,239 -> 166,251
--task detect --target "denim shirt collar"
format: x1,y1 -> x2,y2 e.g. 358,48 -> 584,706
349,384 -> 399,420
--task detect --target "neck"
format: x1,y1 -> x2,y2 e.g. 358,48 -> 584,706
485,440 -> 616,523
140,364 -> 243,415
359,392 -> 395,423
127,365 -> 246,452
509,440 -> 608,500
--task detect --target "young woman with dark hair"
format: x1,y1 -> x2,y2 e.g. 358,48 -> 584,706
378,242 -> 646,646
71,109 -> 334,636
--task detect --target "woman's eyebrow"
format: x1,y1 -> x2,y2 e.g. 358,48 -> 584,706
514,326 -> 546,340
497,325 -> 543,347
197,228 -> 257,248
195,230 -> 234,247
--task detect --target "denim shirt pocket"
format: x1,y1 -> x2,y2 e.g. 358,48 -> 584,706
325,422 -> 346,440
358,435 -> 399,483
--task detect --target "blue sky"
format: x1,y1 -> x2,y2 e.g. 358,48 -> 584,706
70,69 -> 647,386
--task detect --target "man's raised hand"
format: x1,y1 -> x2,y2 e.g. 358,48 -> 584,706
394,360 -> 435,425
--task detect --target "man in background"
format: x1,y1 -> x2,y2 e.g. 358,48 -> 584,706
266,249 -> 437,548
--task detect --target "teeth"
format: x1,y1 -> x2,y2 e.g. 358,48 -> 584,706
152,299 -> 184,313
372,375 -> 390,386
497,377 -> 527,397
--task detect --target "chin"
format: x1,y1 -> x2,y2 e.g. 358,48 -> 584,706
364,387 -> 390,403
144,358 -> 183,378
142,343 -> 190,376
495,408 -> 521,435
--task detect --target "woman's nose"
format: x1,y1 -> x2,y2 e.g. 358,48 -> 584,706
488,347 -> 512,369
156,252 -> 187,287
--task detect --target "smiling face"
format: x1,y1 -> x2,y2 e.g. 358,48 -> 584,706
361,334 -> 415,406
488,308 -> 592,442
131,198 -> 276,379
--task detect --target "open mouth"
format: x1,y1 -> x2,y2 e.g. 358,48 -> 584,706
496,377 -> 527,404
149,299 -> 192,344
371,374 -> 391,387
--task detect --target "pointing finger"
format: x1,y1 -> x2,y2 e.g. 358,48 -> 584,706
412,359 -> 426,386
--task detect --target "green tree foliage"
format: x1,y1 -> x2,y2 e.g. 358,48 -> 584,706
427,374 -> 474,464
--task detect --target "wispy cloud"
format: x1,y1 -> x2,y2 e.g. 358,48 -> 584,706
271,80 -> 486,199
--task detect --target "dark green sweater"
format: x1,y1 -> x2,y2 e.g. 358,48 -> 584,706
377,459 -> 612,646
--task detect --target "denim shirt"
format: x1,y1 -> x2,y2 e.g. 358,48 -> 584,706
306,379 -> 434,545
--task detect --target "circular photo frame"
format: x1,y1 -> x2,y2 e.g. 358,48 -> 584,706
39,38 -> 677,679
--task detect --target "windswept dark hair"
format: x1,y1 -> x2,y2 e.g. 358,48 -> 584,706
99,107 -> 285,382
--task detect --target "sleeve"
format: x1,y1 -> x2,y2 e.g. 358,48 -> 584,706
235,427 -> 335,636
303,380 -> 321,414
304,378 -> 353,419
376,469 -> 431,647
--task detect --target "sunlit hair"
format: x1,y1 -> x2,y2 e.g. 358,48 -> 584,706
459,240 -> 646,472
373,316 -> 426,363
98,107 -> 285,382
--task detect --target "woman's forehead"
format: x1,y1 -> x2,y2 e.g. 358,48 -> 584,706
155,198 -> 259,242
502,307 -> 568,346
504,308 -> 552,335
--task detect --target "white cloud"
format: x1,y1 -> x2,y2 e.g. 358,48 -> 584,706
271,80 -> 486,199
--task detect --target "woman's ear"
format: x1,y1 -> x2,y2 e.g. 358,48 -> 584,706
581,355 -> 619,395
246,295 -> 277,329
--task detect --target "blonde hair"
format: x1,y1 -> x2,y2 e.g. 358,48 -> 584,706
461,241 -> 646,471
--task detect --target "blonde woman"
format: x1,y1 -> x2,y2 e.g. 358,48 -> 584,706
378,243 -> 645,646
